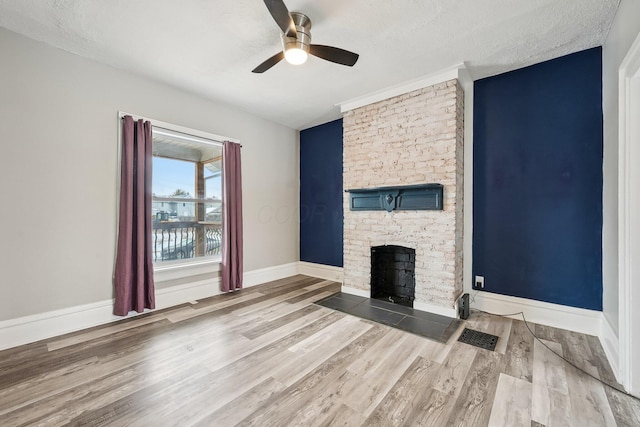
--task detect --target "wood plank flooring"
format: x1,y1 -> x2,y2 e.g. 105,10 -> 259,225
1,275 -> 639,426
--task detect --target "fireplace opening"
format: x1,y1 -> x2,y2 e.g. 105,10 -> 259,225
370,245 -> 416,308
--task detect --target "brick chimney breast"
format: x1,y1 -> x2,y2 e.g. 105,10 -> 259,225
342,79 -> 464,311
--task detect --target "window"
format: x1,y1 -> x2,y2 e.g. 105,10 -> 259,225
151,126 -> 223,264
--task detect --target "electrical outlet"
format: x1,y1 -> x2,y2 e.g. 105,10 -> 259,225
474,275 -> 485,289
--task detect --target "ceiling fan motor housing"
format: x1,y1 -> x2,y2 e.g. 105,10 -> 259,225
282,12 -> 312,54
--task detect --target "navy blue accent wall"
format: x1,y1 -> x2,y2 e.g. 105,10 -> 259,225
300,119 -> 343,267
473,47 -> 603,310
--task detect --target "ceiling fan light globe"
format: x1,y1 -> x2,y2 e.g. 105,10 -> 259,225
284,48 -> 308,65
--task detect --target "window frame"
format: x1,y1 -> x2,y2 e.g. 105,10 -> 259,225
117,111 -> 239,282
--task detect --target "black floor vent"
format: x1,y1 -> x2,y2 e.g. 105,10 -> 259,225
458,328 -> 499,351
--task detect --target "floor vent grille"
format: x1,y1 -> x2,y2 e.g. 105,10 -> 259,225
458,328 -> 498,351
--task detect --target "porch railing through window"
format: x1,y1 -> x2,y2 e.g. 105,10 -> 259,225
152,221 -> 222,262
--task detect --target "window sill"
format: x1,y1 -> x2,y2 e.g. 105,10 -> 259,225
153,257 -> 221,282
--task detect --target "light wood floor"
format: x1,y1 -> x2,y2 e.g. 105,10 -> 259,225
1,275 -> 639,426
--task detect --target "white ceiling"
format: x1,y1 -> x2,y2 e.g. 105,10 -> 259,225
0,0 -> 620,130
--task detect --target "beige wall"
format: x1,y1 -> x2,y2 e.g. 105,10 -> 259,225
342,79 -> 464,310
0,28 -> 299,321
602,0 -> 640,335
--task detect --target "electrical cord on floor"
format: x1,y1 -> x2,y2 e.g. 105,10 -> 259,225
471,307 -> 640,403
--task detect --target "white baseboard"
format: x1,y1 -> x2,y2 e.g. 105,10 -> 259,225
470,290 -> 602,336
0,262 -> 298,351
156,278 -> 222,306
414,301 -> 458,318
0,298 -> 119,352
244,262 -> 298,287
600,315 -> 620,381
341,286 -> 369,298
298,262 -> 344,282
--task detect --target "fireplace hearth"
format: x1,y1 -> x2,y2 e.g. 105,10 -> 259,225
371,245 -> 416,308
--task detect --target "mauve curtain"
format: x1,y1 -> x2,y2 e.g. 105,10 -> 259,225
114,115 -> 155,315
221,141 -> 243,292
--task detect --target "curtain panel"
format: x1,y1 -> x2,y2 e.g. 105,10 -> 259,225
114,115 -> 155,315
221,141 -> 243,292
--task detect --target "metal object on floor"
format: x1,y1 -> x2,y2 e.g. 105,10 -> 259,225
458,327 -> 499,351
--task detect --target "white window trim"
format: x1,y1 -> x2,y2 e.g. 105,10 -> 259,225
116,111 -> 239,281
118,111 -> 240,144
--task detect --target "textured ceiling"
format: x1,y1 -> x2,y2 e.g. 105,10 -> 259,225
0,0 -> 620,130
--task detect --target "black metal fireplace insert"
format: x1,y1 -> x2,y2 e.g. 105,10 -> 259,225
370,245 -> 416,307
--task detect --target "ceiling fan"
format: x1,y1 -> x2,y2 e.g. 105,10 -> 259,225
252,0 -> 360,73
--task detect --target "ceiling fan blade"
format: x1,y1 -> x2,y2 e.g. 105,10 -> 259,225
309,45 -> 359,67
263,0 -> 296,37
252,51 -> 285,73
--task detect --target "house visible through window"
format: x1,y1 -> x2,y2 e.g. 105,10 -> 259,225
152,126 -> 223,264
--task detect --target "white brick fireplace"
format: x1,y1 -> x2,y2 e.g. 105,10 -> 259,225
342,78 -> 465,316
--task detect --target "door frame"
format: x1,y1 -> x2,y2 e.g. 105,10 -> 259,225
618,31 -> 640,396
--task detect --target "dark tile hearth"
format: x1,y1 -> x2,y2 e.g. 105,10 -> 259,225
315,292 -> 462,343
